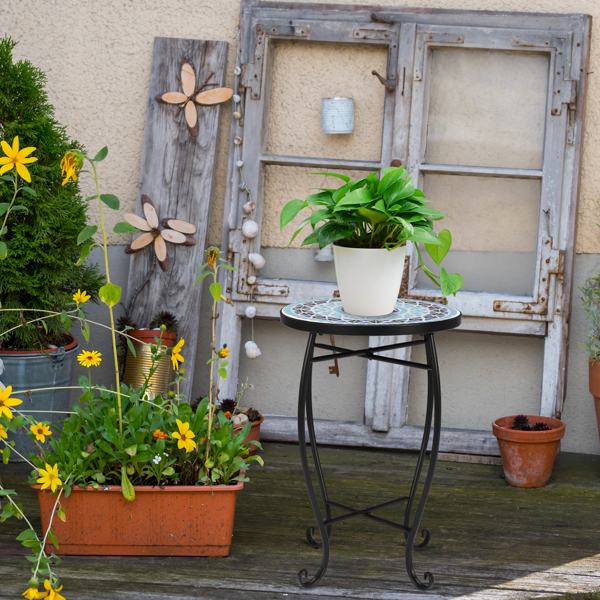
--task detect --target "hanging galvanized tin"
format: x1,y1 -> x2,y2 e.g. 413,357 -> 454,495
322,97 -> 354,134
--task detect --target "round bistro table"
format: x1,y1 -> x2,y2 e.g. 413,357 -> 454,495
280,298 -> 462,590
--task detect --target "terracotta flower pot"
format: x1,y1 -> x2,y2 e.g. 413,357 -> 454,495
128,329 -> 177,348
35,481 -> 243,556
492,415 -> 565,488
234,414 -> 264,455
588,361 -> 600,443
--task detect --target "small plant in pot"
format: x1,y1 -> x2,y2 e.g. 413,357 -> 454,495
492,414 -> 565,488
579,271 -> 600,442
280,166 -> 463,316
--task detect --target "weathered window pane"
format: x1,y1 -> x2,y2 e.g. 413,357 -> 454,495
417,174 -> 540,295
425,49 -> 549,169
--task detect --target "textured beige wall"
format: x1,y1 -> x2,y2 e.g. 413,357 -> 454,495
4,0 -> 599,251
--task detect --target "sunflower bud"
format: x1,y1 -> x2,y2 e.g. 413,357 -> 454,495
27,578 -> 39,589
160,324 -> 166,331
206,246 -> 220,268
168,391 -> 175,399
179,368 -> 185,376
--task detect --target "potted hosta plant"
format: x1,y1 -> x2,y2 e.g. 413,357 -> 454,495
492,414 -> 565,488
580,272 -> 600,441
280,166 -> 463,316
0,147 -> 262,599
0,37 -> 103,460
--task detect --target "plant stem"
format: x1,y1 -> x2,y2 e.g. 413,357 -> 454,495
89,159 -> 122,434
0,176 -> 18,243
205,265 -> 218,472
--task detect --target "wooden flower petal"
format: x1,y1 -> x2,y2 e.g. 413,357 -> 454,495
195,87 -> 234,105
160,229 -> 186,244
181,59 -> 196,98
182,235 -> 197,247
156,91 -> 188,104
123,213 -> 152,231
161,218 -> 197,235
141,195 -> 159,229
129,232 -> 155,251
185,101 -> 198,129
154,234 -> 168,262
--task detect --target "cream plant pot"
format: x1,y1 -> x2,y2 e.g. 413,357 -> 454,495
332,245 -> 407,317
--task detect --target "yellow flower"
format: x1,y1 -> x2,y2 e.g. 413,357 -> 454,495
0,137 -> 37,183
171,419 -> 196,453
22,587 -> 47,599
60,151 -> 82,186
43,580 -> 65,600
77,350 -> 102,368
30,422 -> 52,443
0,386 -> 22,420
206,246 -> 220,268
171,338 -> 184,371
218,347 -> 229,359
72,289 -> 91,304
36,463 -> 62,493
0,423 -> 7,439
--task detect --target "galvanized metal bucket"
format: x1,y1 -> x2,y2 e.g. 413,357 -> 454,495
1,339 -> 78,462
322,97 -> 354,134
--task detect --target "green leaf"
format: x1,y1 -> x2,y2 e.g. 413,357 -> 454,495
308,172 -> 350,183
77,225 -> 98,245
310,208 -> 331,227
440,268 -> 464,298
100,194 -> 119,210
193,270 -> 211,285
81,320 -> 90,343
334,187 -> 374,209
218,367 -> 228,381
16,528 -> 38,541
113,221 -> 138,234
209,282 -> 221,303
11,204 -> 28,212
0,174 -> 14,182
0,241 -> 7,260
316,222 -> 353,249
306,192 -> 334,206
0,489 -> 16,497
377,166 -> 406,195
121,467 -> 135,501
76,243 -> 94,266
280,199 -> 305,229
99,282 -> 121,307
0,203 -> 9,216
125,445 -> 138,457
287,216 -> 312,248
357,207 -> 388,225
58,506 -> 66,522
22,186 -> 36,197
163,467 -> 175,476
425,229 -> 452,266
47,528 -> 59,550
126,336 -> 137,358
94,146 -> 108,162
407,228 -> 443,245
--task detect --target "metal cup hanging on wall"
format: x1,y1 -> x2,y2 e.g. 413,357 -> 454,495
322,97 -> 354,134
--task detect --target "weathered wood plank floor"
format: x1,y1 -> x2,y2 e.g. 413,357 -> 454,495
2,443 -> 600,600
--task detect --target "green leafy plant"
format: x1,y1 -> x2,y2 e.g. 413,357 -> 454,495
0,36 -> 103,350
580,272 -> 600,362
149,310 -> 179,332
280,166 -> 463,297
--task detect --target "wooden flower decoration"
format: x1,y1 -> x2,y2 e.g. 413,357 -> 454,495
124,195 -> 196,271
155,59 -> 234,136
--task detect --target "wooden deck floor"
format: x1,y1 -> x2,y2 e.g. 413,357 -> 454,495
2,442 -> 600,600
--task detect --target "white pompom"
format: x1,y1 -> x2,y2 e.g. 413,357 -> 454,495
242,201 -> 255,214
248,253 -> 266,270
245,306 -> 257,318
242,219 -> 259,238
245,340 -> 262,359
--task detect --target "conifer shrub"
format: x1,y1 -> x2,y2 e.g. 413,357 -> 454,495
0,37 -> 103,350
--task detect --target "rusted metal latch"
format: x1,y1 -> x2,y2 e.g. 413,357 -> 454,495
493,236 -> 564,317
328,336 -> 340,377
372,70 -> 396,93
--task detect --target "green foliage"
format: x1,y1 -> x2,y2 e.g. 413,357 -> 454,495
0,37 -> 103,349
280,166 -> 464,297
580,272 -> 600,362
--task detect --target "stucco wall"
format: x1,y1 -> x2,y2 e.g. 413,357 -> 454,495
4,0 -> 600,455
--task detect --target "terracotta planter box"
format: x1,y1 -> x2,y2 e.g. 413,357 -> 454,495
35,482 -> 243,557
492,415 -> 565,488
588,361 -> 600,442
234,414 -> 264,454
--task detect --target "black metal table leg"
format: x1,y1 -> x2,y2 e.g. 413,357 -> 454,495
297,333 -> 331,588
404,333 -> 442,590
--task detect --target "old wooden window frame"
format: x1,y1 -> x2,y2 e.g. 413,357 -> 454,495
218,1 -> 591,455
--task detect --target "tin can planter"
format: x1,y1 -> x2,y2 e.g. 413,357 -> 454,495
1,337 -> 78,461
122,330 -> 177,396
333,245 -> 407,317
235,414 -> 264,455
492,415 -> 565,488
588,361 -> 600,443
35,481 -> 243,557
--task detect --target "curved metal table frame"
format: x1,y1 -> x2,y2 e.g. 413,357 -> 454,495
280,299 -> 462,590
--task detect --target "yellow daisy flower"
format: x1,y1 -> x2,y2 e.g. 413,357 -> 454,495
0,137 -> 37,183
30,422 -> 52,444
218,347 -> 229,359
171,338 -> 184,371
0,423 -> 7,440
72,289 -> 91,304
0,386 -> 22,420
43,579 -> 65,600
171,419 -> 196,453
77,350 -> 102,368
21,587 -> 47,600
36,463 -> 62,493
60,151 -> 82,186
